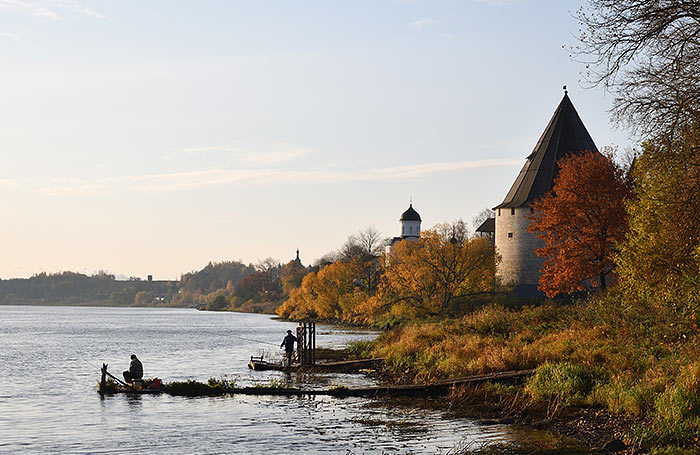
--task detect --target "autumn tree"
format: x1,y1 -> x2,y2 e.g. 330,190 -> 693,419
528,150 -> 631,297
280,260 -> 308,296
134,290 -> 154,306
236,263 -> 283,303
276,259 -> 367,321
616,125 -> 700,314
374,222 -> 495,318
574,0 -> 700,314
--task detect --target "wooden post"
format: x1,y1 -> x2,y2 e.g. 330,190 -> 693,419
311,322 -> 316,365
304,322 -> 308,365
296,325 -> 304,366
100,363 -> 107,394
295,322 -> 316,366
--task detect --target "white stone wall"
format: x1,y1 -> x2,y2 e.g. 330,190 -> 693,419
495,207 -> 544,286
401,220 -> 421,238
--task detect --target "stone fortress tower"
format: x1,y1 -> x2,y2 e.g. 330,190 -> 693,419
493,90 -> 598,296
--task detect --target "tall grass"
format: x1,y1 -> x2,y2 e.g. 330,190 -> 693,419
370,293 -> 700,451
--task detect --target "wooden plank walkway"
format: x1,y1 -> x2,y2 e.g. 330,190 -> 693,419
103,369 -> 535,398
248,357 -> 383,372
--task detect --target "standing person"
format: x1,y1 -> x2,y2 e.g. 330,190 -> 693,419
280,330 -> 297,365
123,354 -> 143,383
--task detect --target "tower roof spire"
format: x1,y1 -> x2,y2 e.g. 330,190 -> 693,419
494,91 -> 598,209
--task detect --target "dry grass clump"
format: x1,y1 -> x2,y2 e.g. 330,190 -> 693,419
375,302 -> 598,381
371,295 -> 700,452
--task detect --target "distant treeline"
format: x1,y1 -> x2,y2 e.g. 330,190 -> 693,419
0,271 -> 174,306
0,260 -> 275,309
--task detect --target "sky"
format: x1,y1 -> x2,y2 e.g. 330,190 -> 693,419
0,0 -> 633,280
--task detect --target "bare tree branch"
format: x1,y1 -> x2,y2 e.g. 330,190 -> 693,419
573,0 -> 700,138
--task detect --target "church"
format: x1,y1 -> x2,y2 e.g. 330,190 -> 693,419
385,203 -> 423,256
388,203 -> 422,246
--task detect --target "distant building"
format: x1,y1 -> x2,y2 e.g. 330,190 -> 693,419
294,248 -> 302,266
475,217 -> 495,245
386,203 -> 423,256
389,203 -> 422,245
493,91 -> 599,296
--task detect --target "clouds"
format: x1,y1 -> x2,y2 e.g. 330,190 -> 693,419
471,0 -> 523,5
0,31 -> 20,41
0,0 -> 104,20
181,142 -> 312,167
409,16 -> 437,29
4,157 -> 521,196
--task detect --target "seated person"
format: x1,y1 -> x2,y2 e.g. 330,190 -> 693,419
123,354 -> 143,383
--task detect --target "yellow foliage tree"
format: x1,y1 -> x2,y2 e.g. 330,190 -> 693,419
375,224 -> 496,319
276,259 -> 368,321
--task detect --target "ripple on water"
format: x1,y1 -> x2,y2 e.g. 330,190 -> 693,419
1,306 -> 514,454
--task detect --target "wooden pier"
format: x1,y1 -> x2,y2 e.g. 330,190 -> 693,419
248,357 -> 383,373
100,368 -> 535,398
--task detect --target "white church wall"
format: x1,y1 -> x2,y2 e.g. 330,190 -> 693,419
401,220 -> 421,238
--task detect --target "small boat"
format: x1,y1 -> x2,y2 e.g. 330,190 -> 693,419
247,355 -> 384,372
248,356 -> 296,371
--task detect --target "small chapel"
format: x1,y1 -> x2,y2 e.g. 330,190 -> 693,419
387,203 -> 422,251
487,90 -> 599,296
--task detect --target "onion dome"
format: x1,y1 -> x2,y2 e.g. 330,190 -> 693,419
399,204 -> 421,222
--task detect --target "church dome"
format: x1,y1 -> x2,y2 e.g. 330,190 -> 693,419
399,204 -> 422,222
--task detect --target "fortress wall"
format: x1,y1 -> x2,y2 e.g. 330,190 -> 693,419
495,207 -> 544,287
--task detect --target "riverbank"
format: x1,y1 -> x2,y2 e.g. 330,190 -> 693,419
354,294 -> 700,454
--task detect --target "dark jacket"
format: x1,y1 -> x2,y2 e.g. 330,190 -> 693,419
281,334 -> 297,351
129,357 -> 143,379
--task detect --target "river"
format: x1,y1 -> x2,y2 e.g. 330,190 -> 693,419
0,305 -> 515,454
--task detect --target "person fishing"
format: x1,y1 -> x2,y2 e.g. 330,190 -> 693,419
123,354 -> 143,383
280,330 -> 297,364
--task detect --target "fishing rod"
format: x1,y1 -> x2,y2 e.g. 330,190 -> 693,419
77,355 -> 103,371
229,334 -> 281,347
78,355 -> 130,387
103,369 -> 129,387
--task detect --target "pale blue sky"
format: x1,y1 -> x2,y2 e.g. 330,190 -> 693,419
0,0 -> 632,279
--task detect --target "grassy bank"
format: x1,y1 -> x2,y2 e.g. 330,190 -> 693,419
363,294 -> 700,454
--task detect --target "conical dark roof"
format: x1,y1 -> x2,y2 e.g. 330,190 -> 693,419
494,93 -> 598,209
399,204 -> 421,221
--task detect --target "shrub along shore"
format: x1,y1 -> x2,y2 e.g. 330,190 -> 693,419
350,293 -> 699,454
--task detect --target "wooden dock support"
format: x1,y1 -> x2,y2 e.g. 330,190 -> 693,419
100,363 -> 108,394
296,321 -> 316,366
100,368 -> 535,397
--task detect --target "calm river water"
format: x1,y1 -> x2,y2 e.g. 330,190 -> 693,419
0,306 -> 514,454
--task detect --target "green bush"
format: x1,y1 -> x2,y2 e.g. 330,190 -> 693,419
347,340 -> 375,358
526,362 -> 595,406
166,379 -> 220,396
207,377 -> 236,389
206,294 -> 230,311
592,378 -> 655,417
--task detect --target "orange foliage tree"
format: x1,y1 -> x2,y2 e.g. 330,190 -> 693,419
528,150 -> 631,297
276,259 -> 367,321
366,223 -> 496,320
